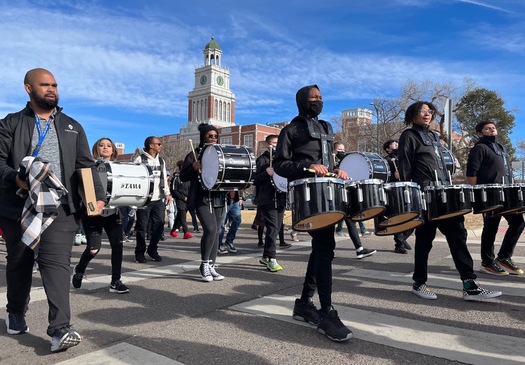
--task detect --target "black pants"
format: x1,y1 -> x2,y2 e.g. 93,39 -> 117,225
301,225 -> 336,312
135,200 -> 165,257
262,204 -> 284,259
481,212 -> 525,266
173,206 -> 189,234
394,229 -> 414,246
344,217 -> 362,250
413,215 -> 475,285
195,204 -> 224,263
0,205 -> 78,336
77,212 -> 124,283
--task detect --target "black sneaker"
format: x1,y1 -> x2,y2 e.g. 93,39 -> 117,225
317,308 -> 353,342
135,255 -> 147,263
463,280 -> 502,301
257,241 -> 264,248
218,245 -> 228,255
356,248 -> 376,259
292,298 -> 320,325
225,242 -> 237,253
279,242 -> 292,249
404,241 -> 412,250
394,245 -> 408,254
148,252 -> 162,262
50,327 -> 81,353
109,280 -> 130,294
6,313 -> 28,335
72,272 -> 84,289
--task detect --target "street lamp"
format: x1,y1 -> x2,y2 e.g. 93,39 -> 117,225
369,103 -> 380,154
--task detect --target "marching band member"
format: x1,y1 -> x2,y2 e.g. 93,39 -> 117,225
466,121 -> 524,275
179,123 -> 226,282
72,138 -> 130,294
254,134 -> 287,272
274,85 -> 353,342
398,101 -> 501,301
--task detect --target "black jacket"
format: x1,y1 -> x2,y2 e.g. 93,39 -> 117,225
0,103 -> 106,219
466,137 -> 510,184
398,124 -> 446,188
384,151 -> 399,183
254,150 -> 286,207
179,148 -> 226,209
170,173 -> 190,210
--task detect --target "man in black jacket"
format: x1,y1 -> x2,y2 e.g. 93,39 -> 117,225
466,121 -> 524,275
398,101 -> 501,302
0,68 -> 106,352
274,85 -> 352,342
170,160 -> 193,239
254,134 -> 287,272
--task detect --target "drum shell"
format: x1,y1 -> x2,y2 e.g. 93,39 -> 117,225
339,152 -> 390,182
472,184 -> 504,214
104,162 -> 154,208
425,184 -> 473,221
381,182 -> 423,226
346,179 -> 386,221
199,144 -> 256,191
374,214 -> 423,236
289,177 -> 346,232
493,183 -> 525,216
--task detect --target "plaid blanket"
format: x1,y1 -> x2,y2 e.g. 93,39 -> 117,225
18,156 -> 68,250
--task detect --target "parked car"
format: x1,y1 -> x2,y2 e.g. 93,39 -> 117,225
242,193 -> 257,210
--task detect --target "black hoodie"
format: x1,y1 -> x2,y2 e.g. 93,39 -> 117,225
273,85 -> 335,181
466,136 -> 510,184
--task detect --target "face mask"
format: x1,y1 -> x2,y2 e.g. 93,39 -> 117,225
336,152 -> 346,160
308,100 -> 323,117
483,135 -> 497,143
390,149 -> 398,156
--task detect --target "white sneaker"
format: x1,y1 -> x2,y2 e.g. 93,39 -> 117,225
74,234 -> 82,246
290,232 -> 299,242
80,235 -> 87,244
209,263 -> 225,281
199,262 -> 213,282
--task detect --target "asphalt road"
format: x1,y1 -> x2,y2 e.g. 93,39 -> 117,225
0,216 -> 524,365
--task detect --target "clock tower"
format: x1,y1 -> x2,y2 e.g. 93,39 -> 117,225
186,37 -> 236,131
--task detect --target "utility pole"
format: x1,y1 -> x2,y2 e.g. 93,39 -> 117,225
369,103 -> 380,154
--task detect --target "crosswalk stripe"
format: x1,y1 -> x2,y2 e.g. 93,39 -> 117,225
231,294 -> 525,365
54,342 -> 185,365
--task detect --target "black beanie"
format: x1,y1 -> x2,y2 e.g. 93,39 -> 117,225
198,123 -> 219,147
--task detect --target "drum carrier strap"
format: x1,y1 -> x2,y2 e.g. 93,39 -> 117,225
141,154 -> 165,190
293,116 -> 335,170
410,128 -> 451,185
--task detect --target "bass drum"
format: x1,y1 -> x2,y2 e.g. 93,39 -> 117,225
271,172 -> 288,193
199,144 -> 256,191
102,161 -> 154,208
339,152 -> 390,182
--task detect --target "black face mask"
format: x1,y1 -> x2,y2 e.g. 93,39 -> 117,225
307,100 -> 323,117
390,149 -> 398,156
336,152 -> 346,161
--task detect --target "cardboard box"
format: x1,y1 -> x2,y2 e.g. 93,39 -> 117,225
77,168 -> 99,216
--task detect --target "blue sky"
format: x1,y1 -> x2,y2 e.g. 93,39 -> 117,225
1,0 -> 524,153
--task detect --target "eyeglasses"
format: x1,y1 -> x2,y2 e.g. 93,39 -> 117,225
153,143 -> 162,146
419,109 -> 435,115
207,134 -> 218,139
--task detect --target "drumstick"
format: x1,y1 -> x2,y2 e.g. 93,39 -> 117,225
392,158 -> 398,172
303,167 -> 337,178
269,146 -> 273,168
188,139 -> 201,173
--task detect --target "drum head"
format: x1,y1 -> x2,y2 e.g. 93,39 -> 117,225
272,173 -> 288,192
201,145 -> 220,190
339,153 -> 370,181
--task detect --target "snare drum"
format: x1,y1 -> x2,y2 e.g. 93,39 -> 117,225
103,162 -> 154,208
289,177 -> 347,231
425,184 -> 473,221
199,144 -> 256,191
472,184 -> 504,214
497,183 -> 525,215
374,214 -> 424,236
381,182 -> 423,226
271,172 -> 288,193
338,152 -> 390,182
346,179 -> 386,221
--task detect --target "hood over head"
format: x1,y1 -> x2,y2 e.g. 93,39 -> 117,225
296,84 -> 320,118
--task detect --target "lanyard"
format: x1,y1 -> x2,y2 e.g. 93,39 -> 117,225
32,114 -> 53,157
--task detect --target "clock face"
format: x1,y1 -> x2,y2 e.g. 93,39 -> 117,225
217,75 -> 224,86
200,75 -> 207,85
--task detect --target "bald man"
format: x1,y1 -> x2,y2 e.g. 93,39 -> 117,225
0,68 -> 106,352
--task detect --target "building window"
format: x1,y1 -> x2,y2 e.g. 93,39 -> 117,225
244,134 -> 253,148
221,136 -> 232,145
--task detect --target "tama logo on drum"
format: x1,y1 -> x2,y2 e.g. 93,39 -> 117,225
295,222 -> 313,230
121,182 -> 142,189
